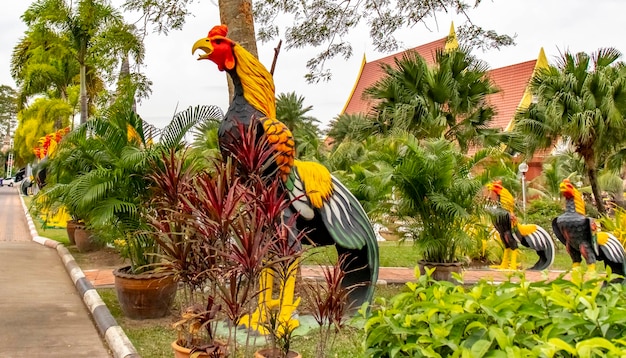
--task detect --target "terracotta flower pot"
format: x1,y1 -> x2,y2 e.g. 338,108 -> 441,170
73,224 -> 103,252
171,340 -> 227,358
113,266 -> 177,320
66,220 -> 79,245
253,348 -> 302,358
417,260 -> 463,282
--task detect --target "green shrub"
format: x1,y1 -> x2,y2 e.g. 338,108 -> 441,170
364,268 -> 626,357
525,198 -> 562,237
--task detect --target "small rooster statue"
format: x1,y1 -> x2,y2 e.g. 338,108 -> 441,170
553,179 -> 626,276
192,25 -> 379,331
486,181 -> 555,270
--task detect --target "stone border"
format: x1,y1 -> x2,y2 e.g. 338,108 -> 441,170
18,193 -> 140,358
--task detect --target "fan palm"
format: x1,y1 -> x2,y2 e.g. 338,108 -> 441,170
364,46 -> 500,153
325,112 -> 372,145
393,137 -> 487,263
275,91 -> 323,160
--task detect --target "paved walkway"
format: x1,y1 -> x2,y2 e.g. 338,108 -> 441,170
0,186 -> 110,357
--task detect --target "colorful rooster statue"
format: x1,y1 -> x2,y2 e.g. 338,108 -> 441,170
192,25 -> 379,332
553,179 -> 626,276
486,181 -> 555,270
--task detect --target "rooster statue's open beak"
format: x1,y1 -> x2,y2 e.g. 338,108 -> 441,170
192,38 -> 212,60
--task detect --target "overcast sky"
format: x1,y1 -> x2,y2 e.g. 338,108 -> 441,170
2,1 -> 626,131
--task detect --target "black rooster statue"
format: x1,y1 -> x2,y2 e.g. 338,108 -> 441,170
553,179 -> 626,277
192,25 -> 379,332
486,181 -> 555,270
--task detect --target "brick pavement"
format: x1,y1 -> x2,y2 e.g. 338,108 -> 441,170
84,264 -> 572,289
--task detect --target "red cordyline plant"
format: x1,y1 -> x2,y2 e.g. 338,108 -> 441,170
146,148 -> 202,288
303,253 -> 362,358
148,121 -> 305,356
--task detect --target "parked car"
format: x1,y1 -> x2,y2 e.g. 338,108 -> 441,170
2,177 -> 15,187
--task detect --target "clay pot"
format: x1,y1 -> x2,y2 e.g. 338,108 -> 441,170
171,341 -> 227,358
66,220 -> 79,245
253,348 -> 302,358
73,224 -> 103,252
417,260 -> 463,282
113,266 -> 177,320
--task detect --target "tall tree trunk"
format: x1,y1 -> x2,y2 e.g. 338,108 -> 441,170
218,0 -> 258,102
117,55 -> 137,112
79,62 -> 88,124
585,156 -> 606,214
55,89 -> 68,130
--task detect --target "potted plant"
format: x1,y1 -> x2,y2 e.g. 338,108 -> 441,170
171,296 -> 229,358
393,137 -> 487,280
36,95 -> 215,318
107,104 -> 223,319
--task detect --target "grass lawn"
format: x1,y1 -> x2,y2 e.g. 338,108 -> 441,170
306,241 -> 575,271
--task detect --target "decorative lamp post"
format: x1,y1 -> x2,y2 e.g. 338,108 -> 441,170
519,162 -> 529,213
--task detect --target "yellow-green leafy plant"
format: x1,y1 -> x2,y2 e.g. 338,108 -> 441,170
364,268 -> 626,357
598,207 -> 626,246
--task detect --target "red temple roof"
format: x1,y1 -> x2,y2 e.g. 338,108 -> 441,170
341,39 -> 541,134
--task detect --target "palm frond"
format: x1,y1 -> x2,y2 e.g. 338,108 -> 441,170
160,105 -> 223,149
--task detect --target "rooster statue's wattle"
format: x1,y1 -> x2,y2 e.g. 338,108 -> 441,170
553,179 -> 625,277
192,25 -> 379,325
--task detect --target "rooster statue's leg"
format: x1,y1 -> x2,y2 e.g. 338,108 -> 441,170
580,242 -> 599,280
567,243 -> 586,284
490,248 -> 511,269
240,262 -> 301,335
509,249 -> 520,270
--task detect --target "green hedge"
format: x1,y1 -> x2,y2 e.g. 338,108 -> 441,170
364,268 -> 626,357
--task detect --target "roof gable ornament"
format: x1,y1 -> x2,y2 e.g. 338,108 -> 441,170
504,47 -> 549,132
445,22 -> 459,51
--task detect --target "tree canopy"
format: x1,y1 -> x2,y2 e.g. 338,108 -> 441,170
20,0 -> 145,124
123,0 -> 514,82
0,86 -> 17,138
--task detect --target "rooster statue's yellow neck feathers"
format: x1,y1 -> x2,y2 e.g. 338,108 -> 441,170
559,179 -> 586,215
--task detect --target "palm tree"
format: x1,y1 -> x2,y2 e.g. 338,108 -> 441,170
36,82 -> 215,272
325,112 -> 373,145
328,135 -> 400,218
21,0 -> 145,124
364,47 -> 501,153
513,48 -> 626,214
10,27 -> 80,129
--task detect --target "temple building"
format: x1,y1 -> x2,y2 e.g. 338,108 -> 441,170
340,24 -> 549,179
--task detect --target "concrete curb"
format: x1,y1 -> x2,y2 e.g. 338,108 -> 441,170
19,194 -> 140,358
